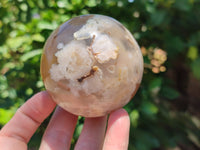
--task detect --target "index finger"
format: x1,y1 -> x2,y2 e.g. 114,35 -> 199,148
0,91 -> 56,149
103,109 -> 130,150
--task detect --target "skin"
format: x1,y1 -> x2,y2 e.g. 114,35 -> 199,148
0,91 -> 130,150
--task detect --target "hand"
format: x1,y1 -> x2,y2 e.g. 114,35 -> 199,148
0,91 -> 130,150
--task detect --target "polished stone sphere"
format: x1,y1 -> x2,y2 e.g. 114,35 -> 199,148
41,14 -> 143,117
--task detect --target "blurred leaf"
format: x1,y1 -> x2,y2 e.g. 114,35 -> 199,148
149,77 -> 162,90
173,0 -> 191,11
74,124 -> 83,139
165,36 -> 185,56
57,0 -> 68,8
187,46 -> 198,60
32,34 -> 45,42
37,21 -> 57,30
191,58 -> 200,79
187,130 -> 200,147
25,88 -> 33,96
72,0 -> 82,5
135,130 -> 160,150
150,10 -> 167,26
160,86 -> 180,100
20,49 -> 42,62
8,88 -> 17,99
149,77 -> 162,96
85,0 -> 97,7
141,101 -> 158,116
0,108 -> 15,125
130,110 -> 139,127
6,36 -> 31,50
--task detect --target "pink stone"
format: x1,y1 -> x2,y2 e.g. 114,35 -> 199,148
41,14 -> 143,117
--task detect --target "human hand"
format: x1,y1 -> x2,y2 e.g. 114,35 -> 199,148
0,91 -> 130,150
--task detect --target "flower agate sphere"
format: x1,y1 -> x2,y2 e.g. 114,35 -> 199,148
41,14 -> 143,117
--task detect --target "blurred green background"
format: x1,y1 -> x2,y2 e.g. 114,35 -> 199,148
0,0 -> 200,149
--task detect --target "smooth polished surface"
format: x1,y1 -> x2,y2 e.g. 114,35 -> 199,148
41,14 -> 143,117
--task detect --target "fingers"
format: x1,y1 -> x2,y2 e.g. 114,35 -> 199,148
0,90 -> 130,150
74,115 -> 107,150
39,107 -> 78,150
0,91 -> 56,150
103,109 -> 130,150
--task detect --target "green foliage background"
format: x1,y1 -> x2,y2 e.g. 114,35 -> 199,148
0,0 -> 200,149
